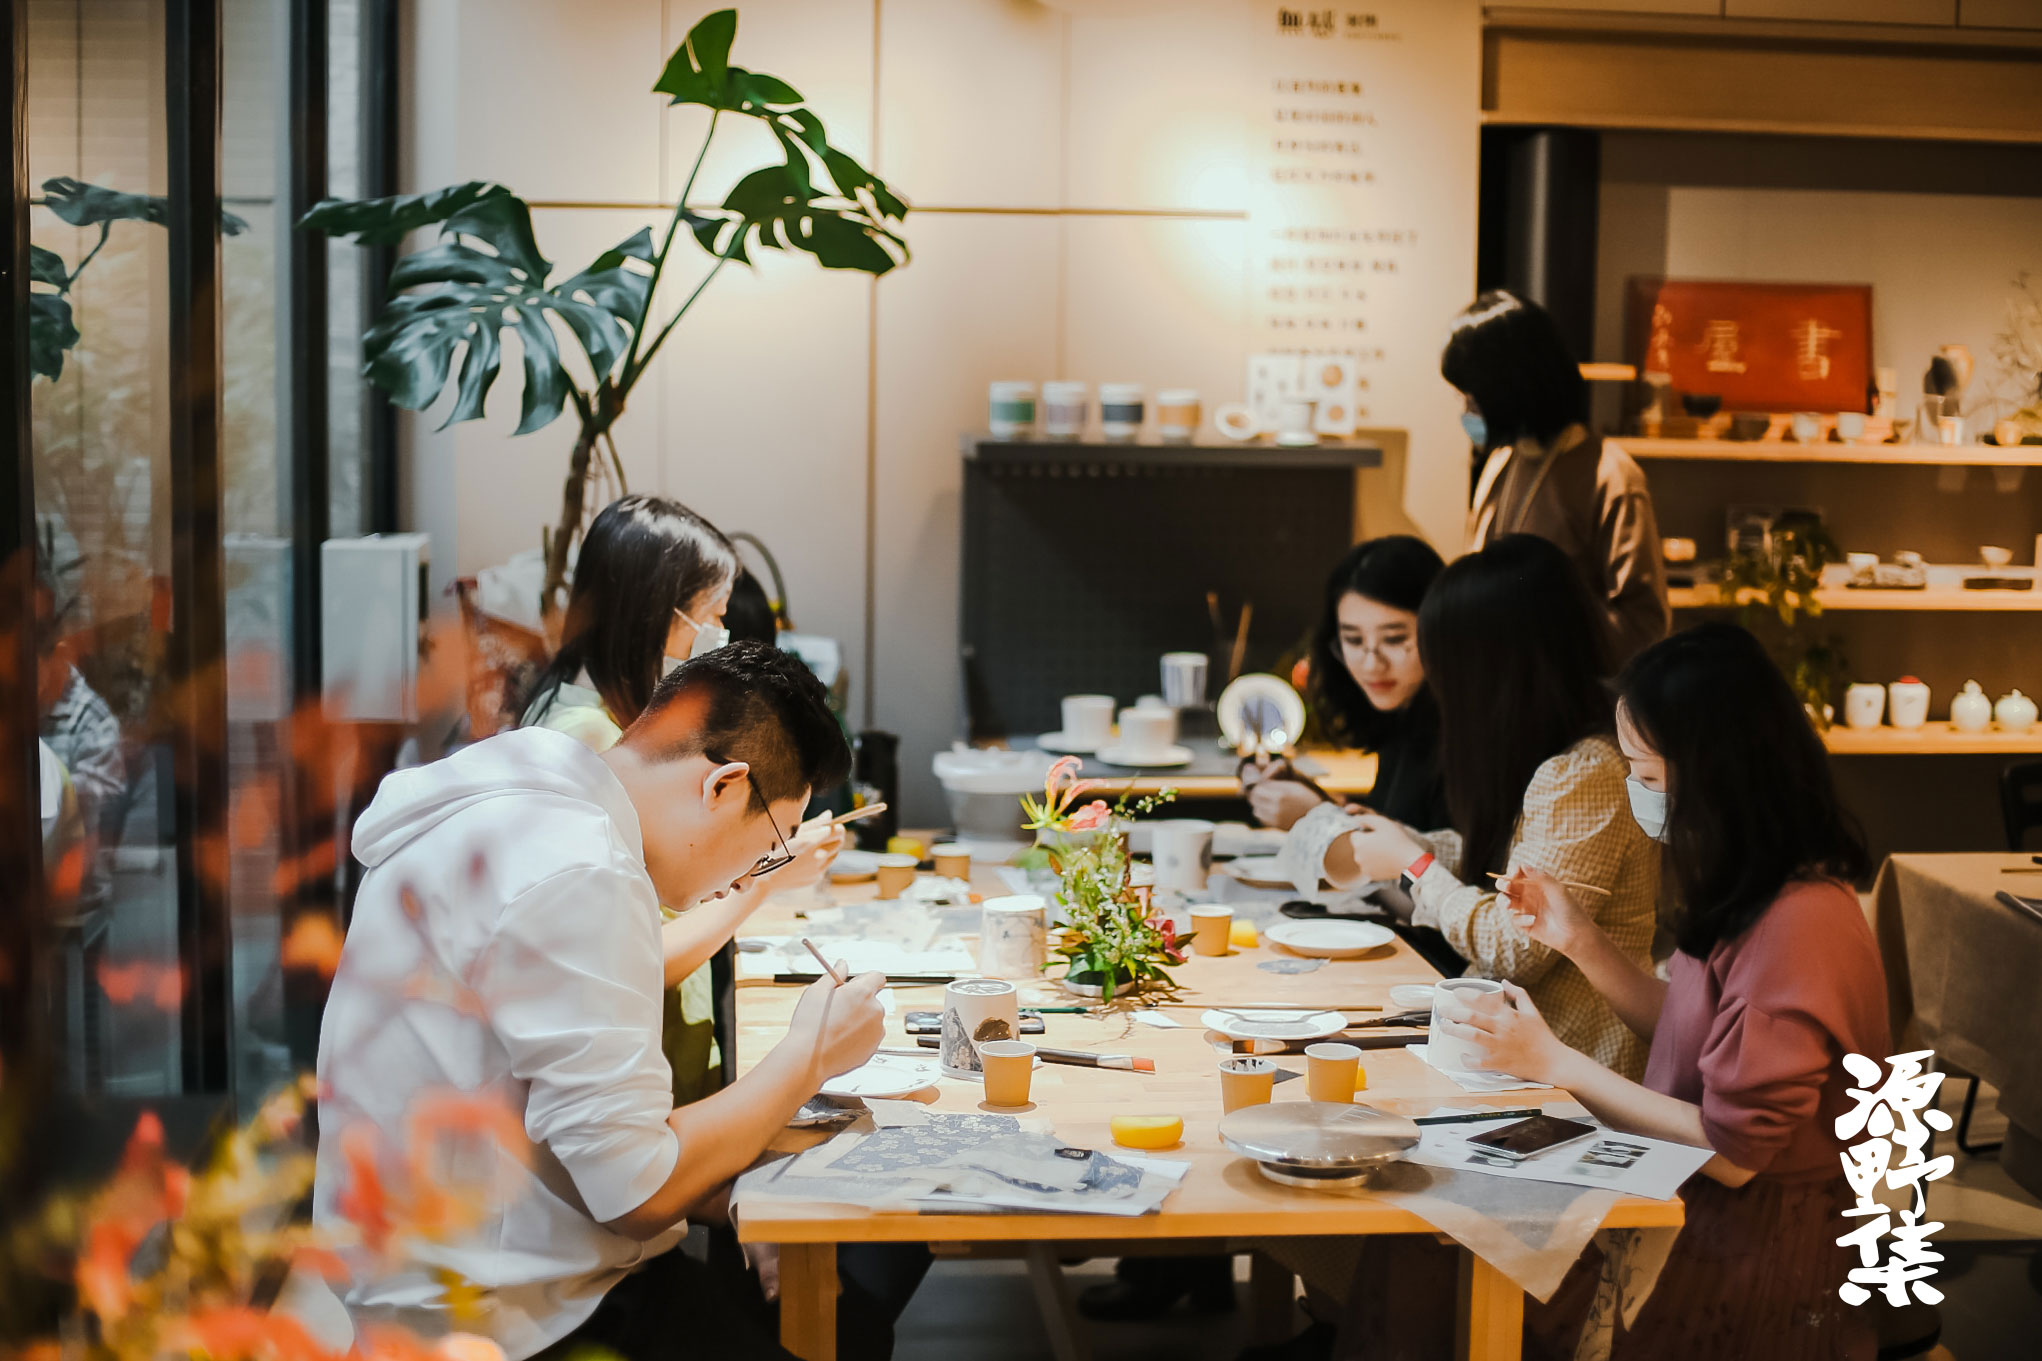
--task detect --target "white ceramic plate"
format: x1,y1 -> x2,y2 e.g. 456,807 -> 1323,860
819,1055 -> 940,1099
1264,919 -> 1396,959
1200,1008 -> 1348,1042
827,849 -> 879,882
1389,984 -> 1438,1010
1036,731 -> 1101,755
1094,742 -> 1194,769
1216,674 -> 1308,750
1219,854 -> 1303,890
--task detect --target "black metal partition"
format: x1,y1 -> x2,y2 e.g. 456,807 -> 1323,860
959,436 -> 1381,739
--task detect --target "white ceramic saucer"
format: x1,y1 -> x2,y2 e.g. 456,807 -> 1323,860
1389,984 -> 1438,1010
827,849 -> 879,882
1200,1008 -> 1348,1042
1264,919 -> 1396,959
1094,742 -> 1194,769
1037,731 -> 1102,755
819,1055 -> 940,1099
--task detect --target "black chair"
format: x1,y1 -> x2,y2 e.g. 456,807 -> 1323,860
2000,760 -> 2042,851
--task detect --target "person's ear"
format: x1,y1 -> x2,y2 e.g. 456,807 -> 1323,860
701,760 -> 751,813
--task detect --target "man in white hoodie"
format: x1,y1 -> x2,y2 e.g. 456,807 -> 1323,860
313,643 -> 885,1361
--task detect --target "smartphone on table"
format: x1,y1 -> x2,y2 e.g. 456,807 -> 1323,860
1465,1114 -> 1599,1162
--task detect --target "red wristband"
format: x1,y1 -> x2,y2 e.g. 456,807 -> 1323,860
1403,852 -> 1434,884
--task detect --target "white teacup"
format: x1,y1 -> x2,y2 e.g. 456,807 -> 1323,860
1118,706 -> 1176,757
1061,694 -> 1115,748
1428,978 -> 1508,1073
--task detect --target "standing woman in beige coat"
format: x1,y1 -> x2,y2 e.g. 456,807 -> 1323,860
1443,290 -> 1672,667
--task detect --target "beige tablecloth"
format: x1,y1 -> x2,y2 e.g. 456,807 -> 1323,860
1872,854 -> 2042,1140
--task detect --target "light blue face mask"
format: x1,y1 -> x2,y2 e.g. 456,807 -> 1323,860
1460,411 -> 1489,448
1626,777 -> 1670,842
663,609 -> 731,675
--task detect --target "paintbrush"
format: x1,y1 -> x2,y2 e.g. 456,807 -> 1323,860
912,1037 -> 1153,1071
1487,871 -> 1612,898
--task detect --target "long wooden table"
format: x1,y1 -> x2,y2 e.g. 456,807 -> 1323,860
735,866 -> 1683,1360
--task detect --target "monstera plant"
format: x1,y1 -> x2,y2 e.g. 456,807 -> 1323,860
30,177 -> 249,381
301,8 -> 910,612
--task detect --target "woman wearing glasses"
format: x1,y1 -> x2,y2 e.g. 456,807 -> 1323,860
520,494 -> 842,1103
1243,535 -> 1449,834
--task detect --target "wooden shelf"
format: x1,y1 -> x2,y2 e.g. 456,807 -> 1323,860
1824,723 -> 2042,756
963,434 -> 1382,471
1671,583 -> 2042,612
1611,437 -> 2042,469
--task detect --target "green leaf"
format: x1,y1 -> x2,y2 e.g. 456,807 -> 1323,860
653,8 -> 738,108
41,176 -> 249,235
29,293 -> 78,381
297,181 -> 513,246
729,66 -> 802,109
30,244 -> 68,289
693,163 -> 907,276
335,188 -> 637,430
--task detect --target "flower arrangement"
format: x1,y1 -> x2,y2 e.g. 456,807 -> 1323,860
1019,758 -> 1183,1000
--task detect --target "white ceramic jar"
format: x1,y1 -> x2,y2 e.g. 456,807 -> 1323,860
1844,682 -> 1885,729
1888,677 -> 1931,730
1997,688 -> 2038,732
1952,680 -> 1992,732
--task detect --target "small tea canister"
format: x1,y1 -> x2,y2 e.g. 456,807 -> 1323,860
1997,689 -> 2038,732
1952,680 -> 1992,733
1888,677 -> 1931,730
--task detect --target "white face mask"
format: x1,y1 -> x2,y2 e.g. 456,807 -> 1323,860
1626,777 -> 1670,843
662,609 -> 730,675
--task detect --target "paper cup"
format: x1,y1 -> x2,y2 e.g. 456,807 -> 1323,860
1219,1056 -> 1277,1113
979,1040 -> 1036,1107
988,381 -> 1037,439
1151,819 -> 1215,893
1156,389 -> 1201,442
978,894 -> 1048,980
1428,978 -> 1506,1072
1305,1042 -> 1362,1104
940,978 -> 1020,1079
933,843 -> 972,880
1062,694 -> 1115,748
1189,905 -> 1234,957
875,853 -> 918,898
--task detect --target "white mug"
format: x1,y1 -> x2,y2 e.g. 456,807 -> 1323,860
1274,398 -> 1318,447
1150,819 -> 1215,893
1117,706 -> 1176,757
1156,389 -> 1201,442
1428,978 -> 1507,1073
940,978 -> 1020,1080
1844,682 -> 1885,730
1061,694 -> 1115,748
1041,380 -> 1087,439
988,381 -> 1036,440
1099,383 -> 1144,441
978,895 -> 1049,980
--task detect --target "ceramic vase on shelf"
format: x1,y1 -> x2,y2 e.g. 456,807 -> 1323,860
1952,681 -> 1992,733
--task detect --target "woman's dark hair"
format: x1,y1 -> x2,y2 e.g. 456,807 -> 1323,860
722,568 -> 778,648
525,493 -> 737,728
1308,535 -> 1445,748
1419,534 -> 1613,879
1619,622 -> 1868,958
1440,290 -> 1587,453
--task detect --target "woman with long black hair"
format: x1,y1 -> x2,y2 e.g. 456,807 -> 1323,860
1444,290 -> 1670,666
1245,535 -> 1449,834
1284,533 -> 1659,1079
1445,621 -> 1886,1359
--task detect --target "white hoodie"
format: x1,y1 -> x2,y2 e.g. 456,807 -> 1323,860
312,727 -> 682,1359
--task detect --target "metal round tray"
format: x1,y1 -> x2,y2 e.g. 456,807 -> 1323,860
1219,1101 -> 1421,1171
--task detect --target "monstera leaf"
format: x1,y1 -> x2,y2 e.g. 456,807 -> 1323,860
656,9 -> 907,276
301,186 -> 653,433
29,178 -> 250,382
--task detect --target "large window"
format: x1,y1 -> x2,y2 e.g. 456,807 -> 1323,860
4,0 -> 393,1170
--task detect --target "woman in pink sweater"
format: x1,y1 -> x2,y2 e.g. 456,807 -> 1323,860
1455,622 -> 1889,1360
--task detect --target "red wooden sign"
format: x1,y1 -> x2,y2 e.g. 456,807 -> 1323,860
1624,278 -> 1874,413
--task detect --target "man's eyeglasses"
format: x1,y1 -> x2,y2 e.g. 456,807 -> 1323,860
709,750 -> 795,879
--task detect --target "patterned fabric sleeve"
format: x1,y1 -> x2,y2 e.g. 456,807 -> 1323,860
1410,741 -> 1637,986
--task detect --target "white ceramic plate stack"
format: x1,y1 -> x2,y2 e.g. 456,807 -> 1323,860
818,1055 -> 941,1099
1094,741 -> 1195,768
1200,1008 -> 1348,1042
1263,919 -> 1396,959
1216,674 -> 1308,750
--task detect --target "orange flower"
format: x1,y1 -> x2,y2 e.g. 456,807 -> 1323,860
281,915 -> 346,980
1065,800 -> 1110,831
169,1306 -> 338,1361
332,1126 -> 393,1254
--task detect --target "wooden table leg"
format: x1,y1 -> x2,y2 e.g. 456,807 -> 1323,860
1023,1244 -> 1090,1361
778,1242 -> 838,1361
1248,1252 -> 1296,1345
1456,1249 -> 1523,1361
